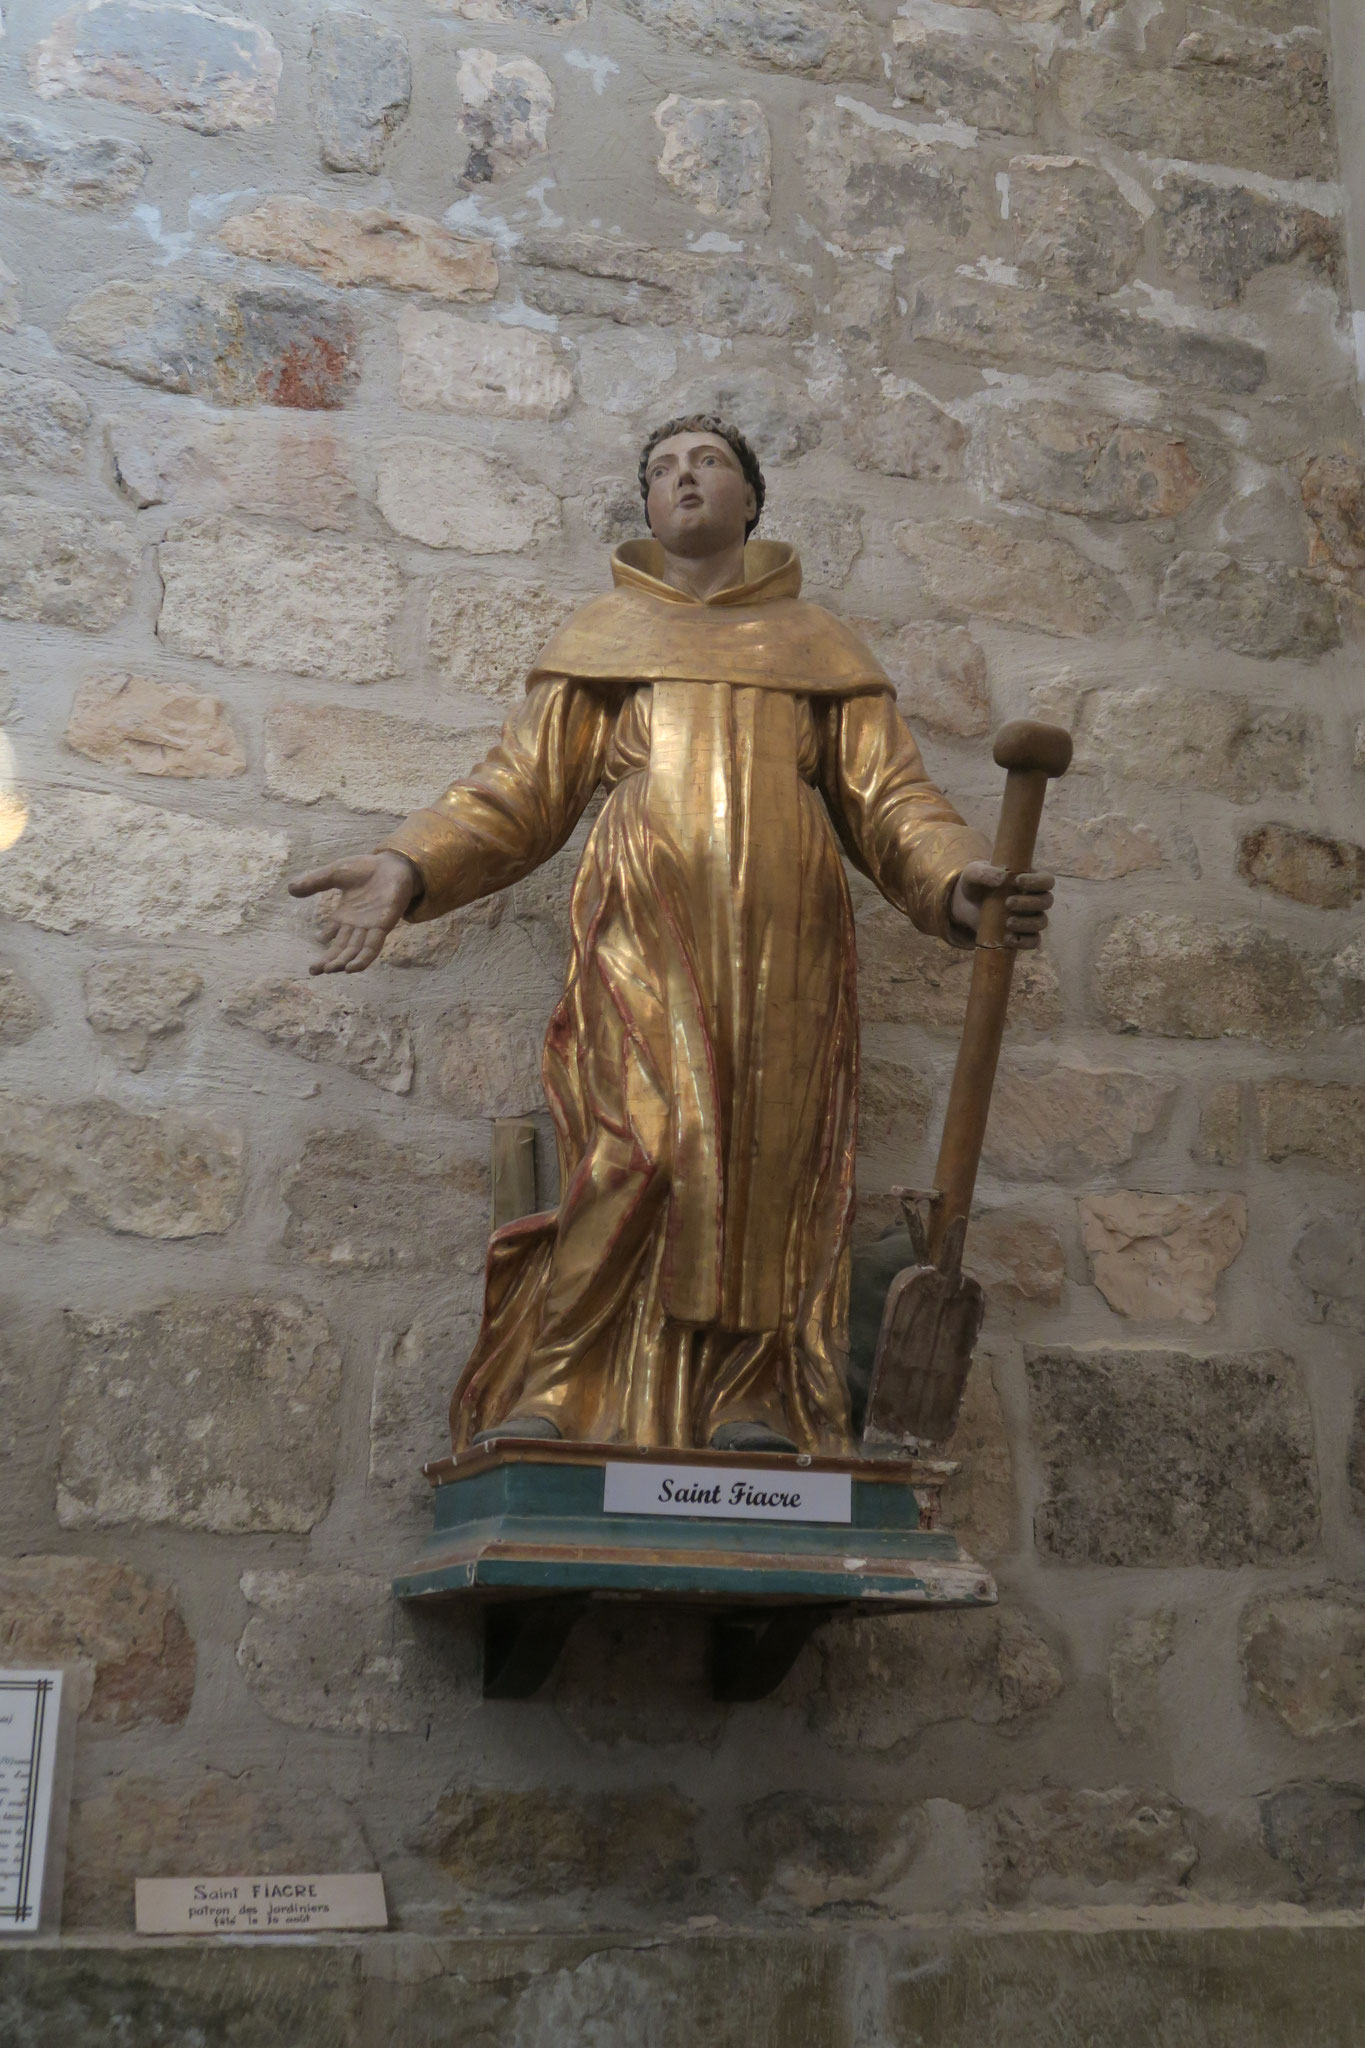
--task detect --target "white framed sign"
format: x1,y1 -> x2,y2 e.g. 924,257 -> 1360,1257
0,1669 -> 64,1936
603,1461 -> 852,1525
135,1872 -> 388,1935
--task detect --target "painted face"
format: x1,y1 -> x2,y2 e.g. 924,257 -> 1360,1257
643,431 -> 757,558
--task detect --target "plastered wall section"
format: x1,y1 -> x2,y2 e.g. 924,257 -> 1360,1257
0,0 -> 1362,1932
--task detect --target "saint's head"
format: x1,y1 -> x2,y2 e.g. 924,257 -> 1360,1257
638,414 -> 765,560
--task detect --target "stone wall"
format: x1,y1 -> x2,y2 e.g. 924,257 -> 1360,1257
0,0 -> 1362,1939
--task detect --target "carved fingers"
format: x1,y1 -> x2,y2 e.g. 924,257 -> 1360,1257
1003,869 -> 1054,950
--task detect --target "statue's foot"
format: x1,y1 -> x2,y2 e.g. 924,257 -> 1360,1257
471,1414 -> 562,1446
709,1420 -> 798,1455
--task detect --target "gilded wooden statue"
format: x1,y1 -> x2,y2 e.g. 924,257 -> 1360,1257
290,417 -> 1054,1463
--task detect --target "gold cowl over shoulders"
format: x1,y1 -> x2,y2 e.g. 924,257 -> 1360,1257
526,539 -> 893,696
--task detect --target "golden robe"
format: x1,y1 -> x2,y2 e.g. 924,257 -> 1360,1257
380,540 -> 988,1456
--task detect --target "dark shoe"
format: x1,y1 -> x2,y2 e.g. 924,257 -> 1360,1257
709,1420 -> 798,1455
471,1415 -> 563,1446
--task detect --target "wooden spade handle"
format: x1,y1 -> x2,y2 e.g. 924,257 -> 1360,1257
926,721 -> 1072,1264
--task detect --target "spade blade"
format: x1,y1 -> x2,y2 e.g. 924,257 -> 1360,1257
863,1262 -> 986,1447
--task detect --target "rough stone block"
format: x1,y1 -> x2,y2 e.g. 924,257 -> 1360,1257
0,260 -> 17,333
973,405 -> 1205,522
1027,1346 -> 1320,1566
419,1785 -> 700,1899
1242,1589 -> 1365,1738
265,701 -> 497,814
1078,1191 -> 1248,1323
237,1568 -> 477,1731
0,1096 -> 242,1241
436,0 -> 586,17
615,0 -> 877,78
869,621 -> 988,737
1108,1609 -> 1177,1739
517,231 -> 804,337
1075,684 -> 1313,801
84,956 -> 202,1070
219,198 -> 496,301
62,277 -> 358,409
1256,1081 -> 1365,1172
847,387 -> 965,483
60,1299 -> 340,1533
1261,1783 -> 1365,1905
64,1773 -> 369,1931
1039,813 -> 1165,881
224,978 -> 414,1094
968,1214 -> 1066,1310
454,47 -> 553,180
938,0 -> 1068,15
429,1004 -> 546,1118
280,1127 -> 488,1273
802,103 -> 975,253
0,111 -> 147,207
909,275 -> 1267,393
1238,823 -> 1365,909
984,1064 -> 1172,1180
890,21 -> 1037,133
761,483 -> 862,587
159,518 -> 404,682
1292,1211 -> 1365,1331
0,1556 -> 193,1724
1157,171 -> 1341,306
0,497 -> 136,631
742,1793 -> 926,1909
30,1 -> 282,133
109,411 -> 358,529
397,307 -> 572,415
0,367 -> 88,474
858,907 -> 1060,1032
984,1788 -> 1197,1906
0,963 -> 43,1048
1160,551 -> 1339,659
426,577 -> 579,697
368,1320 -> 476,1504
374,441 -> 558,552
654,94 -> 770,226
1302,453 -> 1365,572
859,1058 -> 933,1154
894,518 -> 1126,637
65,672 -> 246,779
1002,154 -> 1144,293
1095,913 -> 1321,1047
310,13 -> 411,173
810,1607 -> 1063,1751
0,789 -> 287,938
939,1361 -> 1016,1559
1056,46 -> 1335,183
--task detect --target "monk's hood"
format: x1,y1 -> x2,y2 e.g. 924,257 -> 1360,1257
525,539 -> 891,697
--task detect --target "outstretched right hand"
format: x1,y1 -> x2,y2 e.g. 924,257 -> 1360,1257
288,852 -> 419,975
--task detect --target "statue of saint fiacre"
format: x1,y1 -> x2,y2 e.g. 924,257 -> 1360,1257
290,417 -> 1053,1461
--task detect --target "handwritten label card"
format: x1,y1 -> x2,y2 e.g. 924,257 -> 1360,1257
135,1873 -> 388,1936
0,1669 -> 63,1936
603,1462 -> 852,1524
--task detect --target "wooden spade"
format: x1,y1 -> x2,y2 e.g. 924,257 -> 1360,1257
863,719 -> 1073,1448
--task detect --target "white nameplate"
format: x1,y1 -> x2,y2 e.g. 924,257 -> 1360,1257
0,1669 -> 63,1936
135,1872 -> 387,1936
603,1461 -> 852,1524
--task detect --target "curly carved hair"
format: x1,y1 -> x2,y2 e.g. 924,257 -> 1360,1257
637,414 -> 766,538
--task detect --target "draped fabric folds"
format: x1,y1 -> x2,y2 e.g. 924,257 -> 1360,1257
379,541 -> 988,1455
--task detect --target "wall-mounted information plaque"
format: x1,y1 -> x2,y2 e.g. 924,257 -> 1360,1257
0,1670 -> 64,1936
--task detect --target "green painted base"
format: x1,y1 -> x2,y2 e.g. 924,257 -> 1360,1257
393,1442 -> 995,1698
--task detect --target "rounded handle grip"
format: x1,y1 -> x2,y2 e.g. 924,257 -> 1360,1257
992,720 -> 1073,779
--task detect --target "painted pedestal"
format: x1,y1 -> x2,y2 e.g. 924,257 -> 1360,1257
394,1441 -> 995,1700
